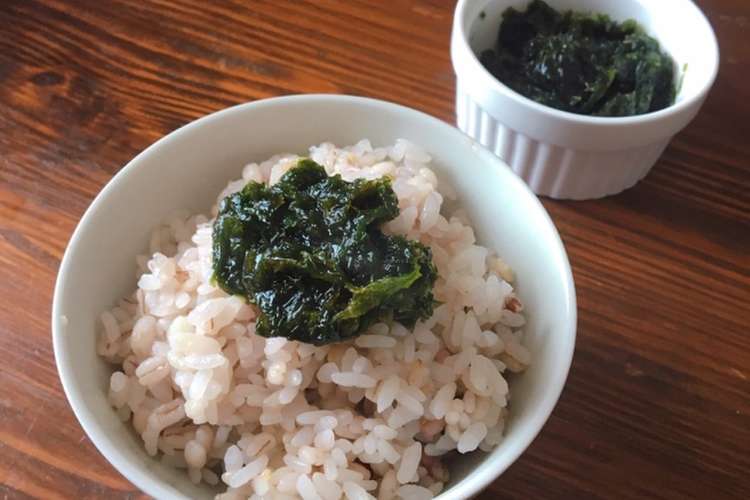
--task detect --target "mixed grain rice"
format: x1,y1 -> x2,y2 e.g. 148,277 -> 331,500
98,139 -> 530,499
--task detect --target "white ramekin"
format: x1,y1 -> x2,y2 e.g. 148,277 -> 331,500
451,0 -> 719,200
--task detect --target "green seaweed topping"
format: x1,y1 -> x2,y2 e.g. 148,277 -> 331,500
212,159 -> 437,345
480,0 -> 676,116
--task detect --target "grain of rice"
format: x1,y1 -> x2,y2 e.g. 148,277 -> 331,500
266,360 -> 287,385
323,458 -> 338,481
316,416 -> 338,432
110,371 -> 128,393
284,455 -> 313,473
377,438 -> 401,465
100,311 -> 121,343
414,327 -> 437,344
351,357 -> 370,374
291,426 -> 315,448
341,347 -> 359,371
314,429 -> 336,450
402,384 -> 426,402
500,310 -> 526,328
428,382 -> 456,419
355,335 -> 397,349
291,473 -> 322,500
457,422 -> 488,453
316,362 -> 339,383
277,469 -> 301,493
376,375 -> 401,413
221,444 -> 243,470
331,372 -> 377,389
185,440 -> 207,469
265,337 -> 288,355
313,472 -> 343,500
297,410 -> 335,425
445,411 -> 460,426
131,315 -> 157,358
286,369 -> 303,386
396,484 -> 432,500
389,323 -> 409,338
226,455 -> 268,488
245,433 -> 275,457
387,405 -> 419,429
397,442 -> 421,484
188,369 -> 213,400
337,468 -> 364,483
343,481 -> 373,500
395,392 -> 423,415
373,424 -> 397,440
363,434 -> 378,455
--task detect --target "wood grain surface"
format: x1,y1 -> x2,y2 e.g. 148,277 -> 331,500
1,0 -> 748,499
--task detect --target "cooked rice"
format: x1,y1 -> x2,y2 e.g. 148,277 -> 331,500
98,139 -> 530,499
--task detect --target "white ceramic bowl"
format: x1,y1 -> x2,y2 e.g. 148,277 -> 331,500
451,0 -> 719,200
52,95 -> 576,499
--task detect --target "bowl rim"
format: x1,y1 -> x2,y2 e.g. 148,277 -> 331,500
452,0 -> 720,126
52,93 -> 577,500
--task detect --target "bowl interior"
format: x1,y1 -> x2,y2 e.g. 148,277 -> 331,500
466,0 -> 717,105
53,95 -> 576,499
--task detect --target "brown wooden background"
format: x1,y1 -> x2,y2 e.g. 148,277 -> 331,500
1,0 -> 748,498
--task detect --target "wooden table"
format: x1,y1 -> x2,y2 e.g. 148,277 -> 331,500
1,1 -> 748,498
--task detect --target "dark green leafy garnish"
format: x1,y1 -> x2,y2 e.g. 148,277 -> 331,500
479,0 -> 676,117
212,159 -> 437,345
